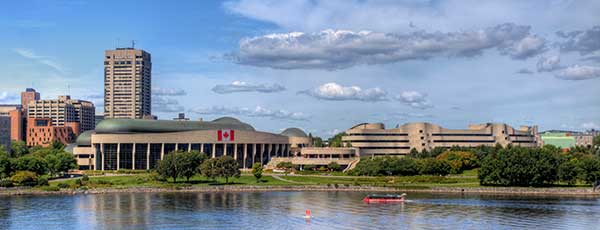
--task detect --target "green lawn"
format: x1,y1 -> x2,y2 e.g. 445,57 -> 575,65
49,174 -> 296,190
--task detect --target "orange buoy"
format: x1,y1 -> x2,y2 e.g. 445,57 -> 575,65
304,209 -> 312,219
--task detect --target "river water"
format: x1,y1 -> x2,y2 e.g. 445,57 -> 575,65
0,191 -> 599,229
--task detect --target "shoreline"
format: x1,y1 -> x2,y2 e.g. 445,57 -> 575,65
2,185 -> 599,197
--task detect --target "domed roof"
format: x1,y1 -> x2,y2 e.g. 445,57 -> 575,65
95,117 -> 255,134
280,128 -> 308,137
212,117 -> 242,123
75,130 -> 94,146
64,144 -> 76,153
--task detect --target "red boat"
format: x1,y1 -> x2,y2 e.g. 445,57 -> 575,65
363,193 -> 406,203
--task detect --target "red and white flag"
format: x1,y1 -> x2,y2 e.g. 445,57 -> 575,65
218,129 -> 235,141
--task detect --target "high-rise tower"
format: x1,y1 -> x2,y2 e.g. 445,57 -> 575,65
104,48 -> 151,119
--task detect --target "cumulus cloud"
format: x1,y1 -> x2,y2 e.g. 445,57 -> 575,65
13,48 -> 65,73
536,56 -> 561,72
554,65 -> 600,80
557,26 -> 600,55
516,68 -> 534,74
394,91 -> 433,109
190,105 -> 309,121
0,92 -> 18,103
152,87 -> 187,96
228,23 -> 546,69
298,82 -> 387,101
212,81 -> 285,94
153,96 -> 185,113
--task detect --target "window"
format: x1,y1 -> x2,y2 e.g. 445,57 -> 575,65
103,144 -> 118,170
119,144 -> 133,170
149,144 -> 162,169
135,143 -> 148,170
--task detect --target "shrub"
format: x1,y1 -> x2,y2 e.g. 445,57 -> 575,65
41,186 -> 60,192
304,165 -> 316,171
82,175 -> 90,182
277,162 -> 294,169
57,182 -> 70,188
10,171 -> 38,186
36,175 -> 49,186
252,163 -> 263,183
0,178 -> 13,187
327,162 -> 341,172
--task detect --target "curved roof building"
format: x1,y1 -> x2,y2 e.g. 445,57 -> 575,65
72,117 -> 310,170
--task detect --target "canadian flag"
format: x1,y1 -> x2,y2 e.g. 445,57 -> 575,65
218,130 -> 235,142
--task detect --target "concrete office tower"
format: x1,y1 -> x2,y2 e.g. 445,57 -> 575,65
21,88 -> 40,114
28,95 -> 96,133
104,48 -> 152,119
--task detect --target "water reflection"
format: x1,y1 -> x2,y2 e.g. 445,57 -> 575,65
0,192 -> 598,230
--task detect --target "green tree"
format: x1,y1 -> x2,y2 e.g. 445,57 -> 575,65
14,156 -> 48,175
45,152 -> 77,177
10,140 -> 28,158
156,153 -> 179,182
0,153 -> 13,178
179,151 -> 207,182
328,132 -> 347,147
436,151 -> 479,174
327,161 -> 341,172
200,156 -> 240,183
394,157 -> 420,176
50,140 -> 65,151
558,160 -> 581,185
252,163 -> 263,183
578,156 -> 600,184
479,146 -> 561,186
418,158 -> 451,176
217,156 -> 240,184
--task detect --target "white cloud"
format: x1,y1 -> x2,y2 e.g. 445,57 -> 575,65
558,26 -> 600,55
212,81 -> 285,94
13,48 -> 65,73
394,91 -> 433,109
0,92 -> 18,103
501,35 -> 547,60
152,87 -> 187,96
229,24 -> 545,70
582,122 -> 599,130
190,105 -> 309,121
516,68 -> 534,74
554,65 -> 600,80
536,56 -> 561,72
153,96 -> 185,113
299,82 -> 387,101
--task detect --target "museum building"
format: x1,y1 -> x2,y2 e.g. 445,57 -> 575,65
71,117 -> 310,170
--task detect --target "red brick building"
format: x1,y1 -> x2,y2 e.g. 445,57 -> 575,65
26,118 -> 80,147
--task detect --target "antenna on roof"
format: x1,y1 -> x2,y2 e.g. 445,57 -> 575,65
67,84 -> 71,96
131,40 -> 136,49
116,38 -> 120,49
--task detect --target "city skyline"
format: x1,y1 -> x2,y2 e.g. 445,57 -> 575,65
0,1 -> 599,137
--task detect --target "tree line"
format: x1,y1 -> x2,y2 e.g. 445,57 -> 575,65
0,141 -> 77,187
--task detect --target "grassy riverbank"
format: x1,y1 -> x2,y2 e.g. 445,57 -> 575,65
0,169 -> 595,196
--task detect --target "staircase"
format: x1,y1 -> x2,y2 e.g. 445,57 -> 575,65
343,158 -> 361,173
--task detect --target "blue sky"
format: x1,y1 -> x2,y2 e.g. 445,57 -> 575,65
0,0 -> 599,137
